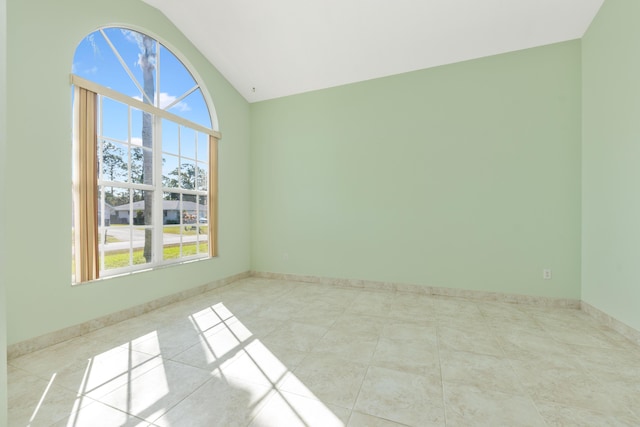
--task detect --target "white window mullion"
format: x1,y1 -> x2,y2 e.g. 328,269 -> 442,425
156,42 -> 161,108
129,189 -> 134,267
164,85 -> 197,111
153,40 -> 164,265
98,181 -> 154,192
178,127 -> 184,257
153,114 -> 164,263
128,105 -> 133,184
126,104 -> 133,269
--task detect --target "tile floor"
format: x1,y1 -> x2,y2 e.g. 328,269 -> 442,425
7,277 -> 640,426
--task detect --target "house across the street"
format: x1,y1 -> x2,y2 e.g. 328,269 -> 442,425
112,200 -> 207,225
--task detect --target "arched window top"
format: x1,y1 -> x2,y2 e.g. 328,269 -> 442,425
73,27 -> 215,131
71,26 -> 220,283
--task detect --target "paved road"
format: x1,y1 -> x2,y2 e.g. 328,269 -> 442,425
101,226 -> 205,251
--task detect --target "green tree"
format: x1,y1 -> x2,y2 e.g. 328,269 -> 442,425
164,163 -> 207,203
101,140 -> 126,206
131,147 -> 144,184
165,163 -> 206,190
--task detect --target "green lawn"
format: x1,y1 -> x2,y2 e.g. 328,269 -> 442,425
72,227 -> 209,272
103,242 -> 209,269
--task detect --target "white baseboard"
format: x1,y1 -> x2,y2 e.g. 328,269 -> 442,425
251,270 -> 581,308
7,271 -> 250,359
10,270 -> 640,359
581,301 -> 640,347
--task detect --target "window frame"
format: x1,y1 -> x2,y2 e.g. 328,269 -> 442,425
71,33 -> 221,284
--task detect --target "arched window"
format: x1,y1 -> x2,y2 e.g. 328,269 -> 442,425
71,27 -> 220,284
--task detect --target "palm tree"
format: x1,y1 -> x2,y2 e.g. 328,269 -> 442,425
138,34 -> 155,262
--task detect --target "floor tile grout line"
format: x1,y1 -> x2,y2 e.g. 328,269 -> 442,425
497,320 -> 552,426
350,362 -> 372,423
9,277 -> 640,426
233,292 -> 356,426
435,318 -> 448,427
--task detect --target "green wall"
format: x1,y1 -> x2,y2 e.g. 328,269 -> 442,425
8,0 -> 638,355
1,0 -> 7,421
251,41 -> 582,299
582,0 -> 640,332
5,0 -> 251,345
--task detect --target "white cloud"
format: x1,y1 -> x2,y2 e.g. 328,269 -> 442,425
132,92 -> 190,112
121,29 -> 144,51
87,33 -> 98,53
131,137 -> 143,146
159,93 -> 190,111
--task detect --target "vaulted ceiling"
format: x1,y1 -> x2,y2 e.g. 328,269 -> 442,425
142,0 -> 604,103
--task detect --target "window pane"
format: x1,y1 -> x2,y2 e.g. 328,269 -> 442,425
101,226 -> 152,270
162,193 -> 181,224
131,107 -> 154,187
132,190 -> 153,225
132,108 -> 154,153
168,88 -> 212,129
141,148 -> 154,185
182,196 -> 198,225
134,229 -> 153,266
197,132 -> 209,162
101,140 -> 128,183
180,161 -> 196,190
183,193 -> 197,204
197,162 -> 208,191
163,192 -> 182,260
181,127 -> 196,159
100,98 -> 129,142
100,189 -> 154,272
106,187 -> 130,222
163,237 -> 181,260
198,195 -> 208,223
102,28 -> 157,104
131,146 -> 152,185
158,45 -> 197,102
73,31 -> 140,99
197,233 -> 209,255
162,119 -> 179,155
98,189 -> 112,227
101,187 -> 131,270
195,193 -> 208,257
161,193 -> 205,261
131,108 -> 142,146
163,155 -> 179,189
102,226 -> 134,271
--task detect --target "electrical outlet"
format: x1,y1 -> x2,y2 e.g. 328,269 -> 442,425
543,269 -> 552,280
283,252 -> 289,261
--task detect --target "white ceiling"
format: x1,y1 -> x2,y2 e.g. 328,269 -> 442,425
142,0 -> 604,103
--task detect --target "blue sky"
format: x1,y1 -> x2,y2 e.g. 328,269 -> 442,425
73,27 -> 213,140
73,27 -> 211,189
